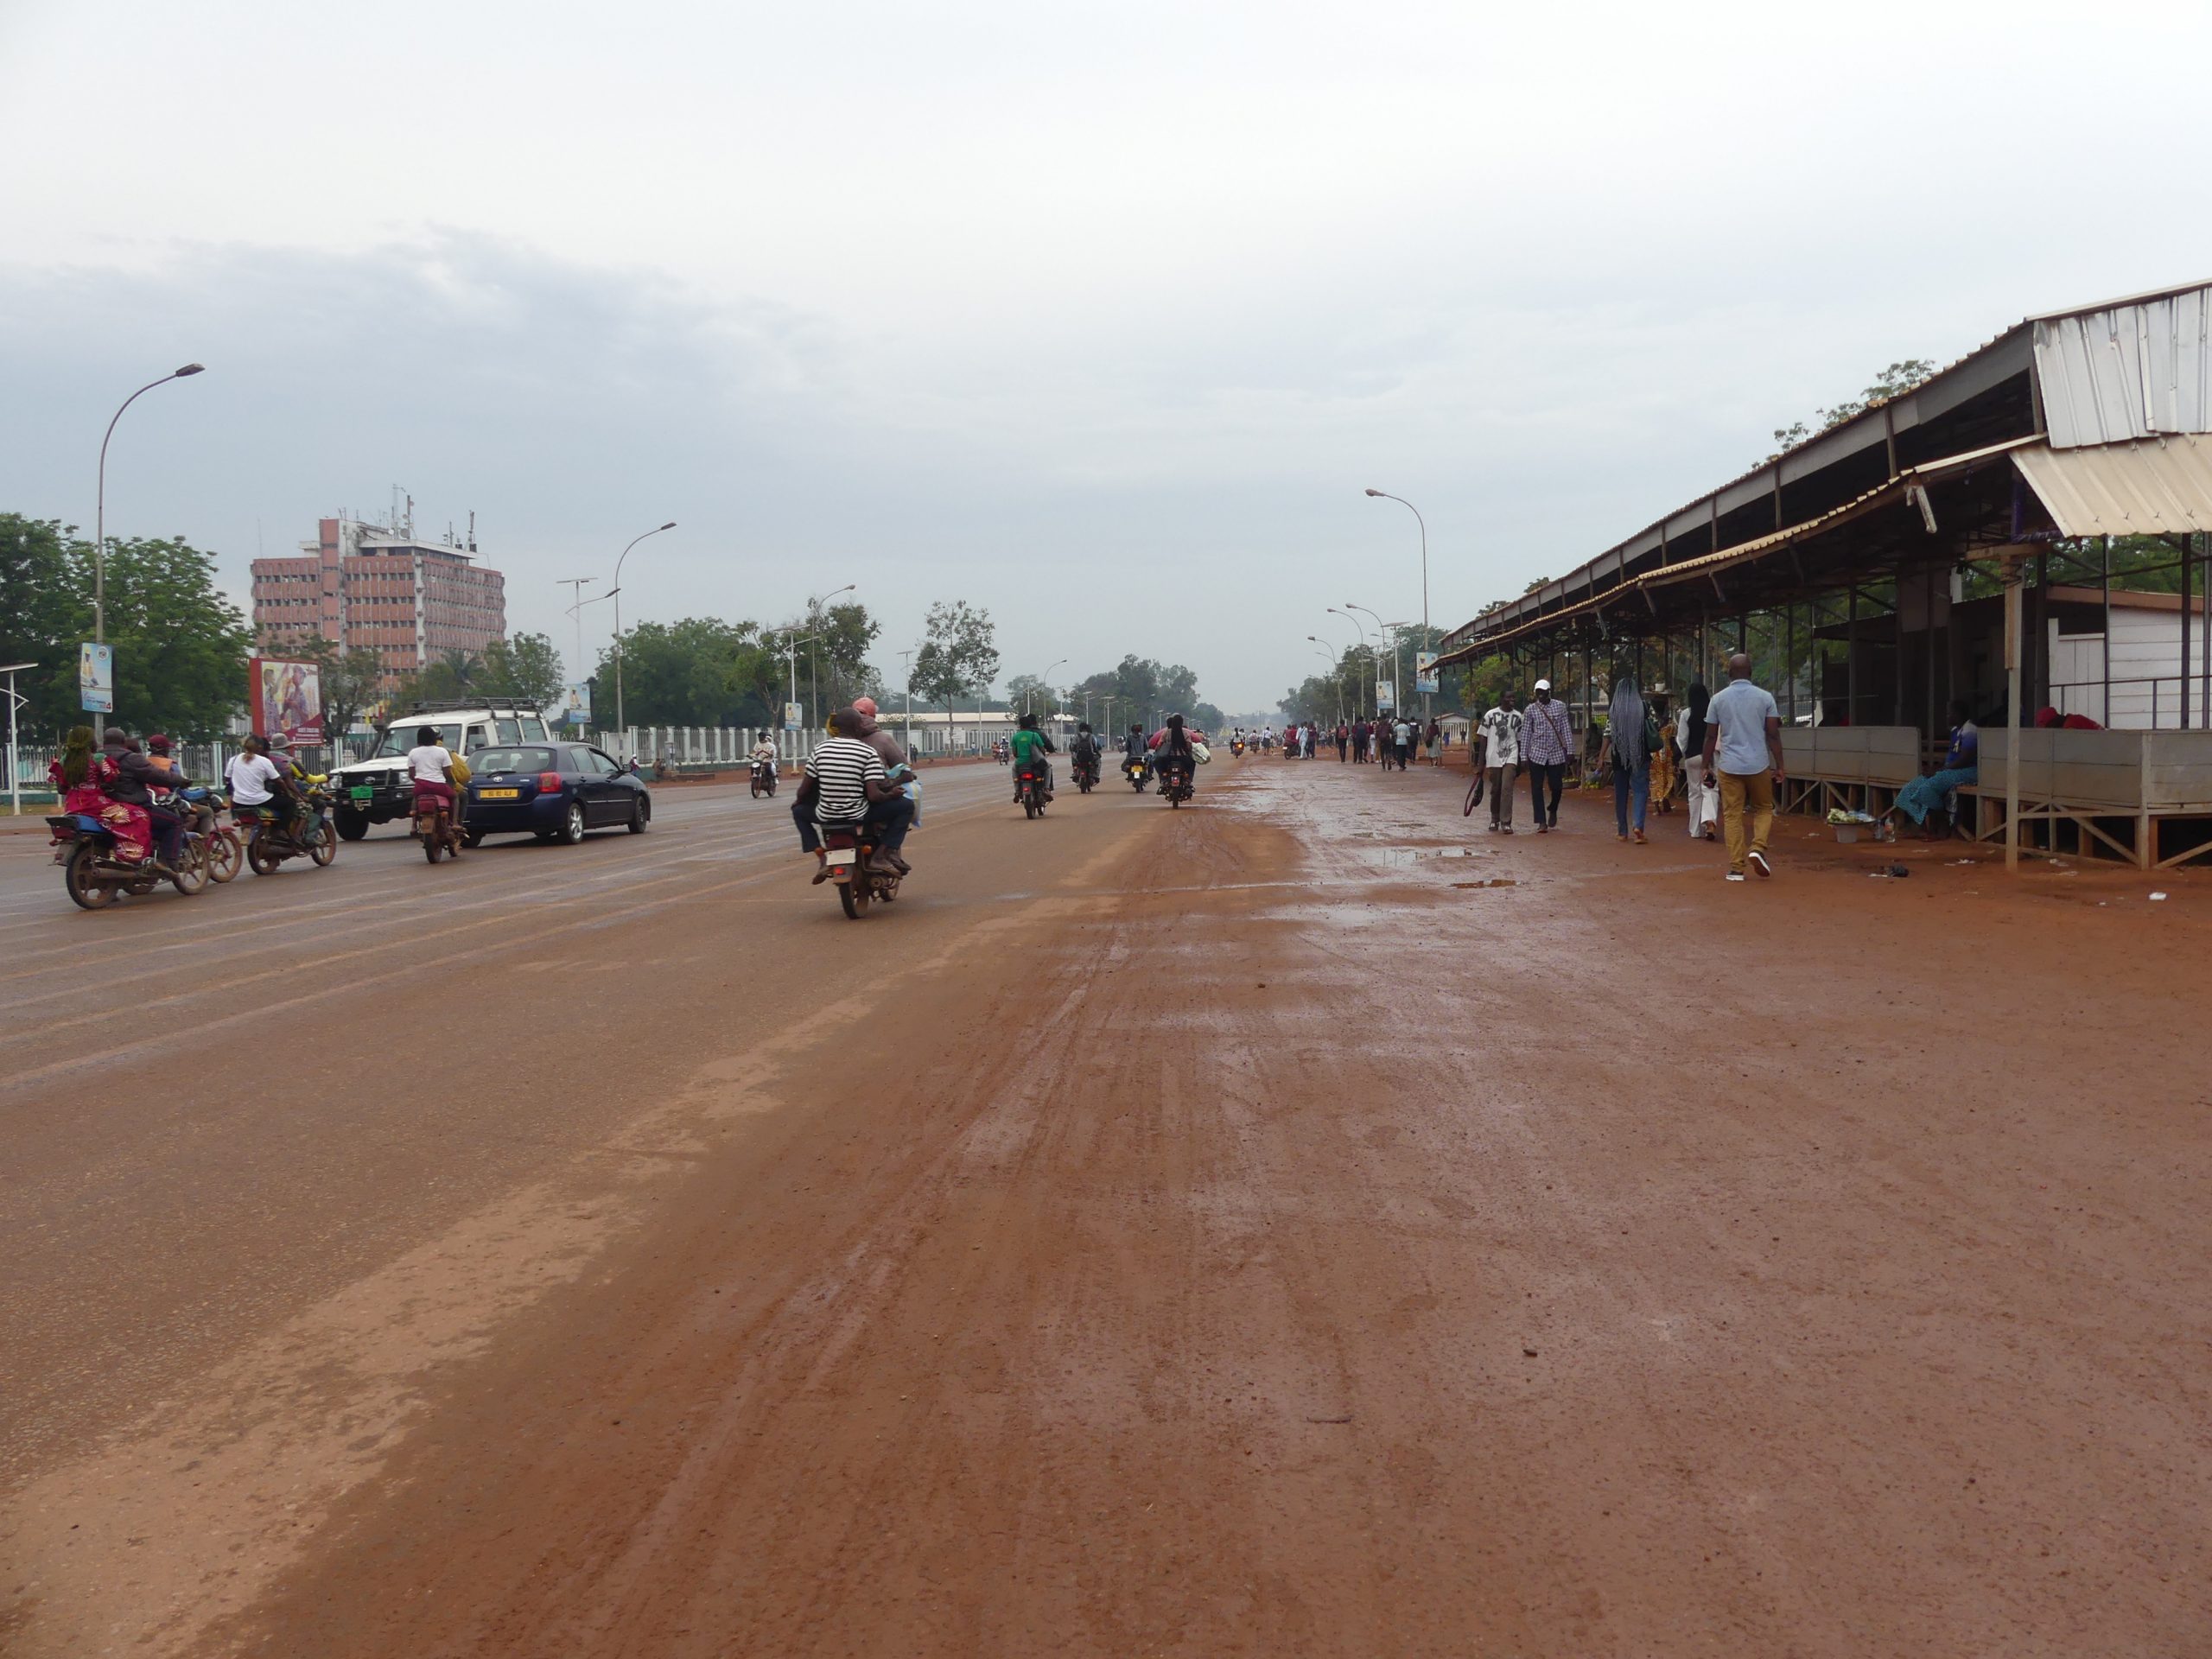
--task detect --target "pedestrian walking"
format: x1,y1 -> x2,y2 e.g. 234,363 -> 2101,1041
1520,678 -> 1573,833
1423,717 -> 1442,766
1700,652 -> 1784,881
1336,721 -> 1350,761
1475,693 -> 1521,831
1680,681 -> 1719,841
1390,715 -> 1413,770
1600,674 -> 1653,843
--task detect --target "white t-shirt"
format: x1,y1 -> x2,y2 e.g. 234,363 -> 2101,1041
1478,707 -> 1522,767
407,744 -> 454,785
226,752 -> 281,804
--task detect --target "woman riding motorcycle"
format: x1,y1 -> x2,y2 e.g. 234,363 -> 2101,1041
1147,713 -> 1198,797
405,725 -> 467,850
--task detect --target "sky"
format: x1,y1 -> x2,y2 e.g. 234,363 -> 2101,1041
5,0 -> 2210,715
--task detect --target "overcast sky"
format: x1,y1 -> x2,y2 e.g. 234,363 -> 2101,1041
5,0 -> 2209,714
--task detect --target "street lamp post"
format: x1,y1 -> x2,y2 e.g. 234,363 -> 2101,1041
1327,607 -> 1369,716
1034,659 -> 1067,722
557,577 -> 596,683
1,661 -> 33,817
804,584 -> 856,733
897,645 -> 916,757
93,365 -> 204,719
1364,489 -> 1431,722
1311,644 -> 1343,724
611,521 -> 677,734
1344,602 -> 1389,719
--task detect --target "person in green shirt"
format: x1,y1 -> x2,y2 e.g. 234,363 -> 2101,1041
1008,711 -> 1057,801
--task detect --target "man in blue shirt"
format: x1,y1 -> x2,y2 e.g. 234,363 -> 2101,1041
1699,653 -> 1784,881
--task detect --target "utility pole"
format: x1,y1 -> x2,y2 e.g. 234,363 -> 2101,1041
557,576 -> 596,683
1364,490 -> 1431,723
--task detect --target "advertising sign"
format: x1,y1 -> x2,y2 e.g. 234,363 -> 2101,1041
1376,679 -> 1396,714
562,681 -> 593,726
249,657 -> 324,746
1415,652 -> 1440,696
79,643 -> 113,714
784,701 -> 803,731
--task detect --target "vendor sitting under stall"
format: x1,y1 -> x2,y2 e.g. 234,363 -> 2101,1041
1891,700 -> 1979,838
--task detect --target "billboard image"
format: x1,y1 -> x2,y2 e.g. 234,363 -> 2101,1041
563,681 -> 593,727
250,657 -> 324,746
1376,679 -> 1395,714
79,643 -> 113,714
1415,652 -> 1440,696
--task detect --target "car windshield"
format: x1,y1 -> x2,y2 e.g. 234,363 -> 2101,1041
372,723 -> 464,759
471,747 -> 556,775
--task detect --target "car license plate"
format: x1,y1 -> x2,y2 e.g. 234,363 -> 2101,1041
480,787 -> 520,799
823,848 -> 857,867
349,785 -> 374,801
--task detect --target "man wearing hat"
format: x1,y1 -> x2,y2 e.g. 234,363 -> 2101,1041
1522,678 -> 1575,834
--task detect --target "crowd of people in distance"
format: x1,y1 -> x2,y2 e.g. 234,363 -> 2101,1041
1262,716 -> 1447,771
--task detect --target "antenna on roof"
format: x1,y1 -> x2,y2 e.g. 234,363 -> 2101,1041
467,510 -> 476,553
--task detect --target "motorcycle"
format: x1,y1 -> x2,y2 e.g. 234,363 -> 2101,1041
1230,738 -> 1246,757
236,778 -> 337,875
47,805 -> 207,909
819,821 -> 903,919
412,788 -> 466,863
1015,760 -> 1050,818
1158,759 -> 1195,808
176,785 -> 244,882
750,757 -> 779,798
1122,753 -> 1150,792
1072,751 -> 1099,793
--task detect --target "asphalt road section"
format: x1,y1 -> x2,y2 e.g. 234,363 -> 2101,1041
3,753 -> 2207,1656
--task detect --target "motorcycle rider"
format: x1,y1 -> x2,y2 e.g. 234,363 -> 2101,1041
405,725 -> 465,850
1147,713 -> 1198,798
808,708 -> 914,878
749,731 -> 779,783
1008,710 -> 1056,801
1069,721 -> 1101,786
100,728 -> 187,871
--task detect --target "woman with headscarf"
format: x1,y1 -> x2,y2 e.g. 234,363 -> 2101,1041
1678,681 -> 1719,841
1599,674 -> 1652,843
47,724 -> 153,866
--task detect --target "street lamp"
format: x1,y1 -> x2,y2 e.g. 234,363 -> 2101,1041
1344,602 -> 1389,718
805,583 -> 856,731
1327,607 -> 1369,716
1034,658 -> 1067,719
94,364 -> 204,695
557,577 -> 597,682
1310,643 -> 1344,725
1,660 -> 34,817
1364,489 -> 1431,721
611,520 -> 677,734
572,585 -> 619,733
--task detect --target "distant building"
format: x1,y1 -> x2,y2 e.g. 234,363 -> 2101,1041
251,514 -> 505,692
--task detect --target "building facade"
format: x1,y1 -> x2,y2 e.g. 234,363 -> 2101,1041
251,516 -> 506,693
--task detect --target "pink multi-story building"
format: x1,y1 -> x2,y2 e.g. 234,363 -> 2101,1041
251,515 -> 506,694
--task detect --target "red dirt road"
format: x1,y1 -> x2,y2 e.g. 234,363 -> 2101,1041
4,758 -> 2208,1656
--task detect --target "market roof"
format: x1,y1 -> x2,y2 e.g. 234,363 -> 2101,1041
1438,280 -> 2212,666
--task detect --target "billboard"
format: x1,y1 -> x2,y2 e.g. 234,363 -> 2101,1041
785,701 -> 803,731
1376,679 -> 1396,713
1415,652 -> 1440,696
562,681 -> 593,726
249,657 -> 323,746
79,643 -> 113,714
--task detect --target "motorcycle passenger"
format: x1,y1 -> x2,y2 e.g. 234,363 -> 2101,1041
1008,711 -> 1056,801
405,725 -> 463,848
1070,721 -> 1101,785
226,736 -> 286,836
1148,713 -> 1198,797
1125,722 -> 1150,775
808,708 -> 914,878
101,728 -> 187,871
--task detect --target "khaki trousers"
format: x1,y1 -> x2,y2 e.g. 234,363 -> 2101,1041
1719,769 -> 1775,873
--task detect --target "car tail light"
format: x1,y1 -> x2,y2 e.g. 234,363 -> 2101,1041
537,771 -> 563,791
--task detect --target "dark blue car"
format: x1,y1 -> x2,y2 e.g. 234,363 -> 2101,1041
461,743 -> 651,846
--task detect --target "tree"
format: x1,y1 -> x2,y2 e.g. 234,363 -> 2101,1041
480,631 -> 566,708
591,617 -> 781,728
1771,359 -> 1937,454
1069,654 -> 1223,734
911,600 -> 998,750
3,524 -> 253,740
1003,672 -> 1053,715
809,600 -> 883,718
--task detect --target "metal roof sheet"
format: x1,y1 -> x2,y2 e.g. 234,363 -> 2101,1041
2012,433 -> 2212,535
2033,284 -> 2212,447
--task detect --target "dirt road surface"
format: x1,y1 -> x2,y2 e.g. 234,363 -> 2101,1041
3,755 -> 2206,1656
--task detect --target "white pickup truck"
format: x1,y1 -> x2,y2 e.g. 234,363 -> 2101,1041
329,703 -> 557,839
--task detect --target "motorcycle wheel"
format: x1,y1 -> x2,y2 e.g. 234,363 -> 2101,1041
839,880 -> 868,919
245,833 -> 277,875
307,820 -> 337,867
766,777 -> 777,797
64,843 -> 115,910
172,842 -> 209,895
423,829 -> 442,863
750,783 -> 763,798
208,828 -> 243,882
1024,796 -> 1039,819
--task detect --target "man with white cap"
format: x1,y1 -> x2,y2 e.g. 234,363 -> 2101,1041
1521,678 -> 1575,834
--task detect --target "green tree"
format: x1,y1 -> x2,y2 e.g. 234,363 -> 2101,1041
480,631 -> 566,707
0,515 -> 78,736
48,530 -> 251,739
808,600 -> 883,717
1070,654 -> 1224,733
594,617 -> 776,728
1772,358 -> 1937,453
911,600 -> 998,750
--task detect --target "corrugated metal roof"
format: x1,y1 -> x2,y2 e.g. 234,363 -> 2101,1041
2033,284 -> 2212,447
2012,433 -> 2212,535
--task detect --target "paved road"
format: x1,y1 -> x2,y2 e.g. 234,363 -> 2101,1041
3,752 -> 2207,1656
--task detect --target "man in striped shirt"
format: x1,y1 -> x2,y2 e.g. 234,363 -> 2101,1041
804,710 -> 913,877
1520,678 -> 1575,833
